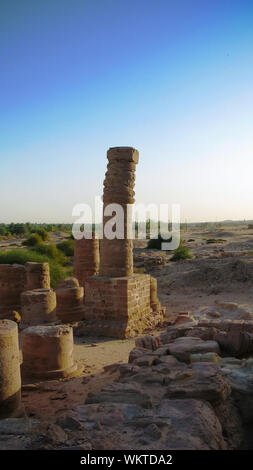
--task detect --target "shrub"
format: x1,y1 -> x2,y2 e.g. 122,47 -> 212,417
32,228 -> 49,241
32,243 -> 68,265
0,249 -> 68,288
57,239 -> 74,257
170,241 -> 194,261
23,233 -> 43,247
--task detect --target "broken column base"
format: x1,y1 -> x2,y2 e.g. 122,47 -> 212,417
80,274 -> 165,339
21,325 -> 77,380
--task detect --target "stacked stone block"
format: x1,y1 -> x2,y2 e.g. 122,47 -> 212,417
74,234 -> 99,288
25,262 -> 50,290
21,288 -> 57,327
0,320 -> 22,419
55,277 -> 85,323
21,324 -> 77,379
84,274 -> 152,338
100,147 -> 139,277
82,147 -> 165,338
0,264 -> 26,319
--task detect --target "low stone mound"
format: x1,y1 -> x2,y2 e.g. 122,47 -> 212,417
180,258 -> 253,287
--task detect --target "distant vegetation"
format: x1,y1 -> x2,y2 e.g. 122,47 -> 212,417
0,223 -> 72,238
57,238 -> 74,257
0,249 -> 72,288
0,226 -> 74,287
23,233 -> 43,246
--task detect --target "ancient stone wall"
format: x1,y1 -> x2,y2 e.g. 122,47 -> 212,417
82,273 -> 162,338
0,264 -> 26,318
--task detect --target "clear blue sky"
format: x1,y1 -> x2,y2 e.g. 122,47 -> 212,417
0,0 -> 252,223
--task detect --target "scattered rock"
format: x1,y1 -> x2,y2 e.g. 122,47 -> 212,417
85,383 -> 153,408
168,336 -> 220,362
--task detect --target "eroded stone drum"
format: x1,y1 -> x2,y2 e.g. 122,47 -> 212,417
21,288 -> 56,327
26,262 -> 50,290
55,278 -> 84,322
21,325 -> 77,379
74,236 -> 99,288
0,320 -> 21,419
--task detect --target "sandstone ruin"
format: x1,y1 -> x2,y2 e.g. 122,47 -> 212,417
21,324 -> 77,379
21,288 -> 57,327
0,264 -> 26,319
55,277 -> 84,322
74,235 -> 99,288
25,261 -> 50,290
0,320 -> 22,419
81,147 -> 165,338
0,262 -> 50,320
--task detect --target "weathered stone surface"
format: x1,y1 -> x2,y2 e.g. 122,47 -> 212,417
0,418 -> 38,435
74,236 -> 99,288
21,324 -> 77,379
100,147 -> 139,278
214,398 -> 243,449
0,320 -> 22,419
215,330 -> 253,358
83,274 -> 163,338
25,262 -> 50,290
55,277 -> 84,322
133,355 -> 157,367
129,347 -> 151,363
21,288 -> 57,327
85,382 -> 153,408
221,358 -> 253,423
190,352 -> 221,363
135,334 -> 161,351
73,399 -> 227,450
173,314 -> 196,326
168,336 -> 220,362
165,362 -> 231,404
155,399 -> 227,450
0,264 -> 26,318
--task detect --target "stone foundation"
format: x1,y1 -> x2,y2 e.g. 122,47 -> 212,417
82,273 -> 164,338
0,320 -> 22,419
21,325 -> 77,379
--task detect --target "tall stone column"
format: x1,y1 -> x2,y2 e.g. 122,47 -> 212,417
99,147 -> 139,277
